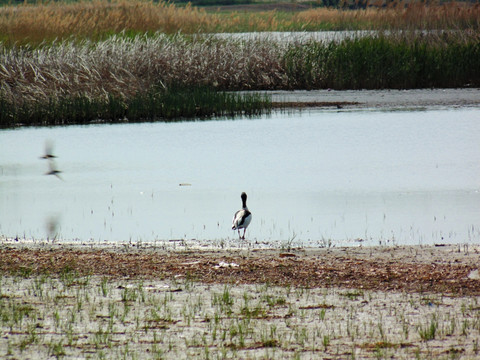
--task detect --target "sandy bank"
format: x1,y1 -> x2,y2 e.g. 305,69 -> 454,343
270,88 -> 480,110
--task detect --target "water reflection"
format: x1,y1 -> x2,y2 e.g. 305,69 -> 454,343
1,108 -> 479,246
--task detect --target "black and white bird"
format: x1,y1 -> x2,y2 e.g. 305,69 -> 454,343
232,192 -> 252,240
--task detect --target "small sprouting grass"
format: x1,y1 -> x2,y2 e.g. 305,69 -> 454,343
0,274 -> 479,358
100,277 -> 109,297
417,314 -> 438,341
340,290 -> 364,300
262,294 -> 287,308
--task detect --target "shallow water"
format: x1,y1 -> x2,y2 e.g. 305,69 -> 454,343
211,30 -> 377,43
1,107 -> 479,246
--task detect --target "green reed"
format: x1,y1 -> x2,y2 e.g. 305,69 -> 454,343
0,86 -> 271,128
283,32 -> 480,90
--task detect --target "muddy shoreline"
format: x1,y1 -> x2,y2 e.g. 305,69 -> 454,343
1,242 -> 479,296
270,88 -> 480,110
2,242 -> 480,358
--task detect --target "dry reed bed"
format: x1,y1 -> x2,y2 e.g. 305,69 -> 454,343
0,35 -> 286,105
296,2 -> 480,31
0,1 -> 214,45
1,31 -> 479,104
0,1 -> 479,45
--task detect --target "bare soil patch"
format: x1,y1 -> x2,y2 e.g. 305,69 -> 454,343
1,243 -> 479,296
269,88 -> 480,110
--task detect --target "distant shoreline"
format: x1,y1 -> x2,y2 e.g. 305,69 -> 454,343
268,88 -> 480,110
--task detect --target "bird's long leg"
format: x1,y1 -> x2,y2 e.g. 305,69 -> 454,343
238,230 -> 241,239
242,229 -> 247,240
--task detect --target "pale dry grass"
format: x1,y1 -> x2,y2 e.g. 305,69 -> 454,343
1,28 -> 478,111
0,35 -> 287,106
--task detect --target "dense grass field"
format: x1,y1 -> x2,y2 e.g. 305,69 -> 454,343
0,0 -> 479,126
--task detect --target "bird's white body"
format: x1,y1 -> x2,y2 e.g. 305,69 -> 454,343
232,192 -> 252,239
232,209 -> 252,231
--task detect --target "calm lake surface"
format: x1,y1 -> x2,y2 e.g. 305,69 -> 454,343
1,107 -> 479,247
211,31 -> 377,43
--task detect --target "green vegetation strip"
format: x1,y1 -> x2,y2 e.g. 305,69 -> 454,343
0,86 -> 271,128
284,34 -> 480,89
